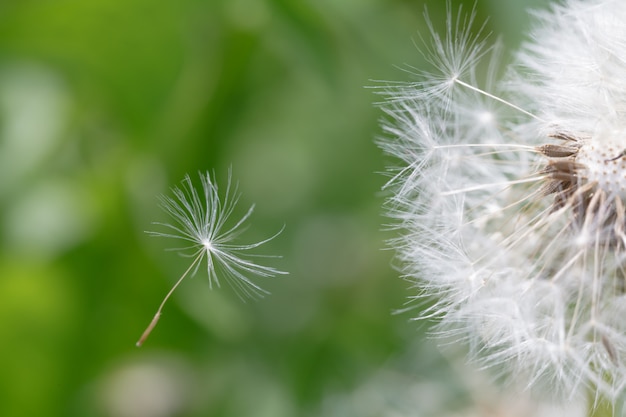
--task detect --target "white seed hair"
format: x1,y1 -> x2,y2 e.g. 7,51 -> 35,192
137,170 -> 287,346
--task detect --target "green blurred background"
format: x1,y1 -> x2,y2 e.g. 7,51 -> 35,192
0,1 -> 548,416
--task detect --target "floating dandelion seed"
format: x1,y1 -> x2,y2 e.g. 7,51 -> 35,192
379,0 -> 626,405
136,171 -> 287,347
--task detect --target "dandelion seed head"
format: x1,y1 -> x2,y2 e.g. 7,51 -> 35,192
379,0 -> 626,405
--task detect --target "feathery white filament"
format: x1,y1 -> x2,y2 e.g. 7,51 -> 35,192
137,171 -> 287,346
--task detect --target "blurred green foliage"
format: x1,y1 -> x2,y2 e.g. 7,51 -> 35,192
0,0 -> 547,416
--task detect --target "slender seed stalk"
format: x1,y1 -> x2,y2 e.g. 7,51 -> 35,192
136,252 -> 204,347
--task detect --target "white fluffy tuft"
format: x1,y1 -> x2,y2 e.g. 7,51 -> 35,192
380,0 -> 626,405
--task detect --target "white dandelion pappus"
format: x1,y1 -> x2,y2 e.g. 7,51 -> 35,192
136,171 -> 287,347
379,0 -> 626,404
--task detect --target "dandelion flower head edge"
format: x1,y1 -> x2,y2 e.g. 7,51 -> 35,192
378,0 -> 626,403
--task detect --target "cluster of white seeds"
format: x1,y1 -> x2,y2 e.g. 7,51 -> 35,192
379,0 -> 626,405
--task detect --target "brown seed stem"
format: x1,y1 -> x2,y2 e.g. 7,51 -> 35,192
136,251 -> 205,347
